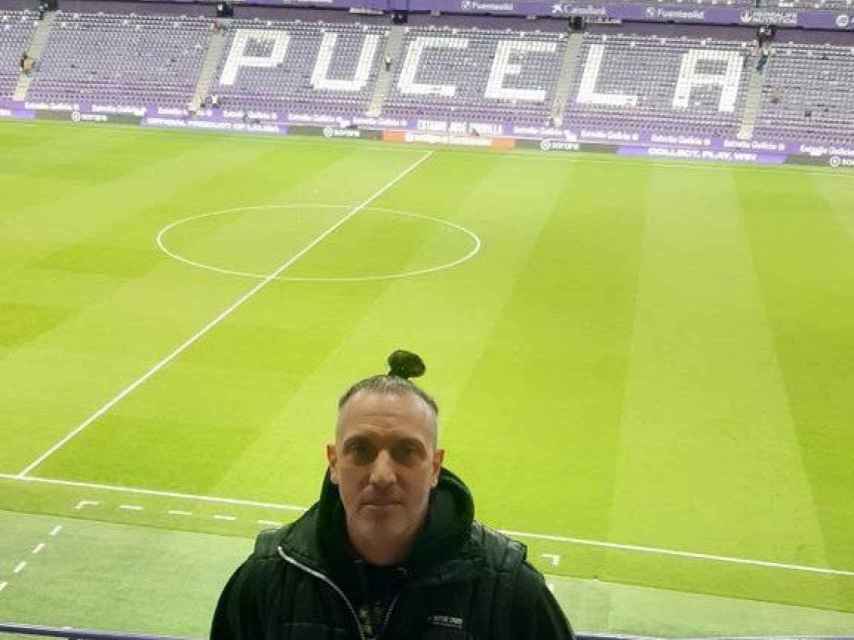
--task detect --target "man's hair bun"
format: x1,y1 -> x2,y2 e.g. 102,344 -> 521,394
387,350 -> 426,380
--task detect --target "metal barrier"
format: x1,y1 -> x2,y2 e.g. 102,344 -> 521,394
0,624 -> 193,640
2,624 -> 852,640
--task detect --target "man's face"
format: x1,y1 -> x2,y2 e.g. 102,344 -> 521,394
327,391 -> 443,560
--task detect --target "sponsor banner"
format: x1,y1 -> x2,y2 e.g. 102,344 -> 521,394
382,129 -> 516,149
60,0 -> 854,27
414,118 -> 508,137
794,142 -> 854,158
516,138 -> 612,153
618,145 -> 787,164
0,107 -> 34,119
142,116 -> 287,134
785,154 -> 854,169
288,125 -> 383,140
353,115 -> 410,129
35,108 -> 142,125
735,7 -> 799,25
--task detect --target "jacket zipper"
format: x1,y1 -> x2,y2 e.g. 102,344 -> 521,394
378,593 -> 400,639
277,546 -> 366,640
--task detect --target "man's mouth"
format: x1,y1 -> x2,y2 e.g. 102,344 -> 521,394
363,500 -> 400,507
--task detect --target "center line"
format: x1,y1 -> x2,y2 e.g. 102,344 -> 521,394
15,151 -> 433,479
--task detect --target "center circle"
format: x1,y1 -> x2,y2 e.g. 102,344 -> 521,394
155,204 -> 482,282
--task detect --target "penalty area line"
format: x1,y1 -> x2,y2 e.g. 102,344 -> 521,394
0,473 -> 307,512
1,473 -> 852,578
13,150 -> 434,479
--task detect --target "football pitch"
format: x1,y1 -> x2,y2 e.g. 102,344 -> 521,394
1,120 -> 853,636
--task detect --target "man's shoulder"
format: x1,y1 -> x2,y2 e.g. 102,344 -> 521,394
468,520 -> 528,575
249,504 -> 320,562
252,526 -> 288,558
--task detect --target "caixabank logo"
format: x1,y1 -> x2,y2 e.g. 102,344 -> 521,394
835,14 -> 851,28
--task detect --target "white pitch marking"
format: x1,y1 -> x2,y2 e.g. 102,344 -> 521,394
547,582 -> 555,593
74,500 -> 100,511
49,525 -> 62,537
258,520 -> 284,527
501,529 -> 854,578
156,204 -> 482,284
213,514 -> 237,521
1,474 -> 306,512
32,543 -> 45,555
0,581 -> 7,592
15,151 -> 434,479
119,504 -> 143,511
541,553 -> 561,567
13,561 -> 26,574
2,472 -> 852,578
168,510 -> 193,517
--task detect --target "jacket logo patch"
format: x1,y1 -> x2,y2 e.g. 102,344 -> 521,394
427,615 -> 464,630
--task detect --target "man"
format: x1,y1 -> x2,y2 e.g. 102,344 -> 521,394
212,351 -> 574,639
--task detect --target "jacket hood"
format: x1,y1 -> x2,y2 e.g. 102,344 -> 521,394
276,467 -> 478,587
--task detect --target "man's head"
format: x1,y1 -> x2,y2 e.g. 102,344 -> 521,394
326,352 -> 444,566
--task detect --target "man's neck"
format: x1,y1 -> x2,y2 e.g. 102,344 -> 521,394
349,532 -> 415,566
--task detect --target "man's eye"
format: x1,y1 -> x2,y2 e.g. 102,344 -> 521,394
348,443 -> 375,463
392,444 -> 420,463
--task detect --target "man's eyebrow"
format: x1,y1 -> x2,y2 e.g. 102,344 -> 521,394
396,437 -> 427,450
342,434 -> 426,448
342,435 -> 370,447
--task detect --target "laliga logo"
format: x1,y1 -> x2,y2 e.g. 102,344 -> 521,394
322,126 -> 333,138
740,9 -> 753,22
646,6 -> 657,17
829,156 -> 842,168
540,139 -> 552,151
836,14 -> 850,28
460,0 -> 474,9
71,111 -> 81,122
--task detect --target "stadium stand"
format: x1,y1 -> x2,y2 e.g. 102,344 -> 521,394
208,17 -> 388,116
382,24 -> 567,126
753,42 -> 854,144
565,30 -> 755,137
0,9 -> 38,98
26,10 -> 211,109
2,0 -> 854,149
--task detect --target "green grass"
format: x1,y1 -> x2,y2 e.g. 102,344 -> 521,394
1,120 -> 853,635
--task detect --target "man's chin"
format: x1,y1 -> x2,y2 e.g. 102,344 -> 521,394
357,503 -> 406,524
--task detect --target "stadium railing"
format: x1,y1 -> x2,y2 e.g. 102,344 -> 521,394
2,623 -> 853,640
0,623 -> 638,640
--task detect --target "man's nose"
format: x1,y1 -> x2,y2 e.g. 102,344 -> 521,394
369,450 -> 397,488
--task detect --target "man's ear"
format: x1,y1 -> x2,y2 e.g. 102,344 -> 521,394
431,448 -> 445,487
326,443 -> 339,484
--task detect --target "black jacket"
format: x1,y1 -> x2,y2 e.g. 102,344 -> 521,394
211,468 -> 574,640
